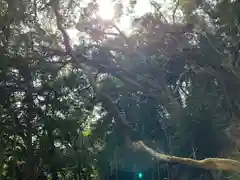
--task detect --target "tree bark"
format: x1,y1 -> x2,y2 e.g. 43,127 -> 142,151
132,141 -> 240,173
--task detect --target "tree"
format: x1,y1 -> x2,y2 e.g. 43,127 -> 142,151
1,0 -> 240,179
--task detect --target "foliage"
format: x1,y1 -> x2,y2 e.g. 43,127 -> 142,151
1,0 -> 240,180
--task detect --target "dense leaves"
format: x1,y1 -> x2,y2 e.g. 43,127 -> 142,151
1,0 -> 240,179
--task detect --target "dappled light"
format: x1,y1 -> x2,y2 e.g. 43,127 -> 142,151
1,0 -> 240,179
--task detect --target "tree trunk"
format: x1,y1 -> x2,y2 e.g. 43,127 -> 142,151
24,91 -> 34,180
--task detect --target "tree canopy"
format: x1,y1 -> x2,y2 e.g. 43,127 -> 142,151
1,0 -> 240,179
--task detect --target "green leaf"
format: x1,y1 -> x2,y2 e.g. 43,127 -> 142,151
83,128 -> 92,137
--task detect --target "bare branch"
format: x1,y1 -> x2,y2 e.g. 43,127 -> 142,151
132,141 -> 240,172
173,70 -> 189,94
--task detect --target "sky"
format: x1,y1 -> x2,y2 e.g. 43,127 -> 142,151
98,0 -> 153,31
67,0 -> 174,43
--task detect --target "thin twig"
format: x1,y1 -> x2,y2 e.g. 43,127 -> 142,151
172,0 -> 180,24
173,70 -> 189,94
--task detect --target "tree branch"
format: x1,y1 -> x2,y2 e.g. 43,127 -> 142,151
132,141 -> 240,172
52,0 -> 182,123
52,0 -> 88,64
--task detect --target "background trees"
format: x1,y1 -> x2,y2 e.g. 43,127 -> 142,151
1,0 -> 240,179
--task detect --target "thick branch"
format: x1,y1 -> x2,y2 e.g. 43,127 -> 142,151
52,0 -> 88,64
132,141 -> 240,172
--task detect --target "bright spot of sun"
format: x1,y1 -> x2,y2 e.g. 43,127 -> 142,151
98,0 -> 115,20
97,0 -> 153,32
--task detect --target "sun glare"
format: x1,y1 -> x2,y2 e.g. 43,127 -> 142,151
98,0 -> 115,20
97,0 -> 153,32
